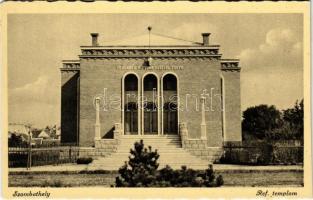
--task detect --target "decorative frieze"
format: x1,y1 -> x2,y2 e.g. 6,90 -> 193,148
79,47 -> 221,58
60,60 -> 80,71
81,57 -> 218,61
221,59 -> 241,71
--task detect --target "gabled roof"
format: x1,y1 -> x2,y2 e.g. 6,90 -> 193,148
8,124 -> 29,135
38,130 -> 50,138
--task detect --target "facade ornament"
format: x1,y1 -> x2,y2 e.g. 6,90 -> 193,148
221,59 -> 241,71
200,95 -> 207,140
94,97 -> 101,140
80,48 -> 221,59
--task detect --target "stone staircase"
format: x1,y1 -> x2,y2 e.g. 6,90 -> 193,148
88,135 -> 212,170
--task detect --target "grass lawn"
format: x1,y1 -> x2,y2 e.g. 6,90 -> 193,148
9,170 -> 303,187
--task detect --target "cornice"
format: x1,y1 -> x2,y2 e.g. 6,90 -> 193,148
221,59 -> 241,72
80,45 -> 220,49
79,47 -> 221,59
60,60 -> 80,71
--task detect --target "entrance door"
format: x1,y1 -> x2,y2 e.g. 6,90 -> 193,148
163,102 -> 178,134
124,102 -> 138,135
144,102 -> 158,134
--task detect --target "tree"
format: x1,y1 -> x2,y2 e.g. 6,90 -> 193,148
8,133 -> 26,147
282,99 -> 303,139
115,140 -> 159,187
242,105 -> 282,139
115,140 -> 224,187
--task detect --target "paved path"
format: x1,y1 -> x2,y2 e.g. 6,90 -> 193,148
9,164 -> 303,173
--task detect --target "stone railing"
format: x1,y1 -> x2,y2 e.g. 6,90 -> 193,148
179,122 -> 188,148
113,123 -> 122,143
92,123 -> 122,157
179,122 -> 223,162
180,122 -> 207,150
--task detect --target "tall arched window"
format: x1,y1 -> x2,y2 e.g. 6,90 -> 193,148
162,74 -> 178,134
220,76 -> 225,139
124,74 -> 139,135
143,74 -> 158,135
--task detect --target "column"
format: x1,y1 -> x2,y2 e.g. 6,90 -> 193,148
200,95 -> 207,140
179,122 -> 188,148
94,97 -> 101,140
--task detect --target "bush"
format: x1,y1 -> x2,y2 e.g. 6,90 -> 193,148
115,140 -> 159,187
220,142 -> 303,165
8,153 -> 28,167
115,140 -> 223,187
242,100 -> 303,141
76,157 -> 93,164
272,146 -> 303,165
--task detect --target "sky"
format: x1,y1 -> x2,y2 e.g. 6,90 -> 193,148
8,14 -> 303,128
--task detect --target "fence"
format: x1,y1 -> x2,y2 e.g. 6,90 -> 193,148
8,143 -> 81,168
220,142 -> 303,165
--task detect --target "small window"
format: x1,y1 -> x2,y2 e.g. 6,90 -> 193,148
144,74 -> 157,91
163,74 -> 177,91
125,74 -> 138,91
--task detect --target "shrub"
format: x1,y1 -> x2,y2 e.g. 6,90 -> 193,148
41,180 -> 62,187
115,140 -> 223,187
220,142 -> 303,165
76,157 -> 93,164
8,153 -> 28,167
116,140 -> 159,187
156,164 -> 223,187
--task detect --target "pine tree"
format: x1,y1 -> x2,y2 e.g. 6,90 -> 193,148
115,140 -> 159,187
115,140 -> 223,187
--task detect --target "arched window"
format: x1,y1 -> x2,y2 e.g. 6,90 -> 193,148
162,74 -> 178,134
143,74 -> 158,135
220,76 -> 225,139
123,74 -> 139,135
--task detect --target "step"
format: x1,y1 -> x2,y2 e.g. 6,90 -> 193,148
88,134 -> 217,170
121,135 -> 180,138
117,143 -> 182,146
120,140 -> 181,145
87,164 -> 212,170
116,146 -> 182,149
89,160 -> 211,166
119,141 -> 181,144
93,156 -> 208,162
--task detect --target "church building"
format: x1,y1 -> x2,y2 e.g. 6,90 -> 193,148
60,31 -> 242,168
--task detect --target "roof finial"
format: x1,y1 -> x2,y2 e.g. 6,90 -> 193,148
147,26 -> 152,46
146,26 -> 153,67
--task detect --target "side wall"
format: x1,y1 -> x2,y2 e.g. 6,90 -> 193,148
222,70 -> 242,142
61,71 -> 80,144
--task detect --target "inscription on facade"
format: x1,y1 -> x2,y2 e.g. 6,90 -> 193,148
116,65 -> 184,70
